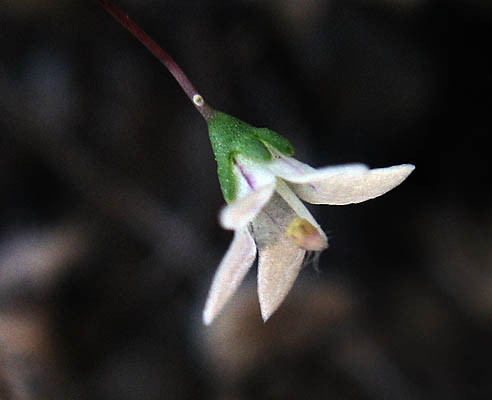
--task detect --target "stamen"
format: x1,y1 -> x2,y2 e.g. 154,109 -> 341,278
286,218 -> 327,251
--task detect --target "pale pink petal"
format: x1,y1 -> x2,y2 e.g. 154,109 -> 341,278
266,154 -> 317,180
203,228 -> 257,325
252,193 -> 306,322
220,183 -> 275,230
270,155 -> 369,184
288,164 -> 415,205
234,157 -> 277,198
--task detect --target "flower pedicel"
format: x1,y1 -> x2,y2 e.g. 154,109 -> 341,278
97,0 -> 415,325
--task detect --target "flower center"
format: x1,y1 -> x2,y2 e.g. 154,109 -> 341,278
235,162 -> 257,189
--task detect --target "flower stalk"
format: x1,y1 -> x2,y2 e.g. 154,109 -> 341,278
97,0 -> 214,121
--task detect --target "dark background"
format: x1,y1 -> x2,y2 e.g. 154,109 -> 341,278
1,0 -> 491,399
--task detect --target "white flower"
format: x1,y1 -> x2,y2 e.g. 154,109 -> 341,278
202,150 -> 415,325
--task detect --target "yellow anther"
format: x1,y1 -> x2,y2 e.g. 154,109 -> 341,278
285,218 -> 326,251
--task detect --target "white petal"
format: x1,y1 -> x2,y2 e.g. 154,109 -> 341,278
220,183 -> 275,230
288,164 -> 415,205
203,228 -> 257,325
266,154 -> 317,180
252,193 -> 306,322
275,179 -> 328,250
234,157 -> 277,198
271,157 -> 369,183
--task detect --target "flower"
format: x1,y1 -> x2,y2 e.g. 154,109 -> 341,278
95,0 -> 414,327
202,112 -> 415,324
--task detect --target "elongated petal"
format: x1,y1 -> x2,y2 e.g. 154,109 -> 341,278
266,154 -> 318,180
220,183 -> 275,230
288,164 -> 415,205
269,154 -> 368,184
203,228 -> 257,325
275,179 -> 328,251
252,193 -> 306,322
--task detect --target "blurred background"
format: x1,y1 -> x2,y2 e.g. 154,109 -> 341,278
1,0 -> 491,399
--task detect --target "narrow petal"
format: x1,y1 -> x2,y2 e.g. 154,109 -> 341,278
266,154 -> 317,180
203,228 -> 257,325
287,164 -> 415,205
220,183 -> 275,230
252,193 -> 306,322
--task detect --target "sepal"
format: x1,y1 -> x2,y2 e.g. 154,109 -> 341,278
208,111 -> 295,202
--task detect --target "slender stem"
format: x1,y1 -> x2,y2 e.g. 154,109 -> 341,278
97,0 -> 214,121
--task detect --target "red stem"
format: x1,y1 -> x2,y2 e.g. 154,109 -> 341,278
97,0 -> 213,121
